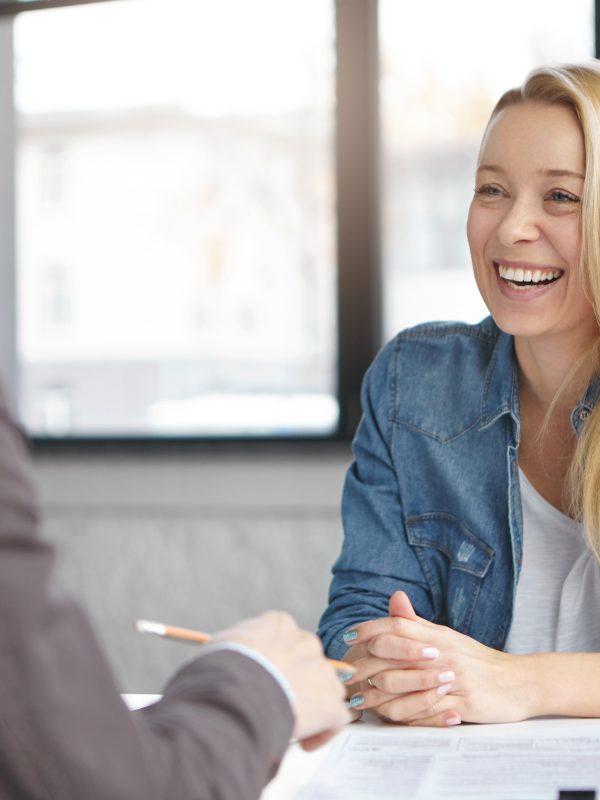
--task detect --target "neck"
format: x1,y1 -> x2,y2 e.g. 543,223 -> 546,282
514,321 -> 598,412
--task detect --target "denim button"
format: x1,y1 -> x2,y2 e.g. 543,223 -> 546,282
579,408 -> 590,422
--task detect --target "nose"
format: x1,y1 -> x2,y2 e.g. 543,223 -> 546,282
495,196 -> 541,247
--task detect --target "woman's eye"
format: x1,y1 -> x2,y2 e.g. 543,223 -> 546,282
547,189 -> 580,203
474,185 -> 503,197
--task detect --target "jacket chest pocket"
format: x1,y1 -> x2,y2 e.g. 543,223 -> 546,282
405,513 -> 495,633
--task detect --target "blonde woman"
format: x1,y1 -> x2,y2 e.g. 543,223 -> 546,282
319,62 -> 600,727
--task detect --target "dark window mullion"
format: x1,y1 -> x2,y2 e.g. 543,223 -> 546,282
0,18 -> 16,413
335,0 -> 381,441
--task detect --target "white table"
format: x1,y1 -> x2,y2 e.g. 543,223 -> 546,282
123,697 -> 600,799
262,715 -> 600,799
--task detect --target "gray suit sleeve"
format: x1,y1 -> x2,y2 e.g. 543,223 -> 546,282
0,397 -> 293,800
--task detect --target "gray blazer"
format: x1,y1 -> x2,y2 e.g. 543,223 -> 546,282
0,395 -> 293,800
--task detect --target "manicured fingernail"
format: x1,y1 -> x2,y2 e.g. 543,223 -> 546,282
349,694 -> 365,708
437,683 -> 452,696
338,670 -> 355,683
445,714 -> 461,726
422,646 -> 439,659
438,671 -> 455,683
343,629 -> 358,643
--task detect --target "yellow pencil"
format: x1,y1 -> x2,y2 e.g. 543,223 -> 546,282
136,619 -> 352,675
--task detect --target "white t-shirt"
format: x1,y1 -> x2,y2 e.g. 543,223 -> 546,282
504,467 -> 600,654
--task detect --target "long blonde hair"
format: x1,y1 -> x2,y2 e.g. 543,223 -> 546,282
484,63 -> 600,558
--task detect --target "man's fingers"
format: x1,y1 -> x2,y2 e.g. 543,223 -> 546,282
299,730 -> 338,751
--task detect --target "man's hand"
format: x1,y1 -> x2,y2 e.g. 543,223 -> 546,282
213,611 -> 351,749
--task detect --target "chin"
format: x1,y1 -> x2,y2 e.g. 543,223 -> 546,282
487,309 -> 555,340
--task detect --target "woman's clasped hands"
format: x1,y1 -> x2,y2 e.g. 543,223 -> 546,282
342,592 -> 538,727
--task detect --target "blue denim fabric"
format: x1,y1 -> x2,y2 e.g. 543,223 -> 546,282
318,316 -> 600,661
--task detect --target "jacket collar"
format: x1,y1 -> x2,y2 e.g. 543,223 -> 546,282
479,328 -> 519,434
571,373 -> 600,435
478,320 -> 600,438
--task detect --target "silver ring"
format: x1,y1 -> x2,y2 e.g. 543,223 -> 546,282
367,677 -> 375,688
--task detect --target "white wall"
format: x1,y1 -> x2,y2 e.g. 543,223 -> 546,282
32,446 -> 351,692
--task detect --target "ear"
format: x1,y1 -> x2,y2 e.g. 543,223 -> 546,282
389,590 -> 417,620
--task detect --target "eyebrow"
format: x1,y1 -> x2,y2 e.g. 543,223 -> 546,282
477,164 -> 585,180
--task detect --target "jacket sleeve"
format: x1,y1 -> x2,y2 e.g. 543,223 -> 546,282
0,396 -> 293,800
318,339 -> 435,659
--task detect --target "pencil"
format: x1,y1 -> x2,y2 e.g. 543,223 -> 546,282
136,619 -> 352,674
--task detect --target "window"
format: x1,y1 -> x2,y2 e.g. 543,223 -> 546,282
1,0 -> 597,442
14,0 -> 337,437
380,0 -> 595,340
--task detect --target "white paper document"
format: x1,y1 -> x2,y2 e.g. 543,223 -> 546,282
296,724 -> 600,799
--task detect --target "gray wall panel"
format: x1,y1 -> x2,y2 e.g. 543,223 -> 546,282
34,450 -> 350,692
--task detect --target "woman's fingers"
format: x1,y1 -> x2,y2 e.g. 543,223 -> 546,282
350,675 -> 454,714
367,633 -> 443,662
370,667 -> 455,695
407,712 -> 462,728
349,655 -> 429,684
371,683 -> 455,723
344,616 -> 445,650
406,707 -> 462,728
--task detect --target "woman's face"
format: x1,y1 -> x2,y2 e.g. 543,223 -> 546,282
467,101 -> 595,341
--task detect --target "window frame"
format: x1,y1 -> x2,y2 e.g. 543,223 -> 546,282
1,0 -> 598,447
1,0 -> 380,447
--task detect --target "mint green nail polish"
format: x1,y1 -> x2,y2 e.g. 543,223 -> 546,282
338,670 -> 355,683
343,629 -> 358,643
349,694 -> 365,708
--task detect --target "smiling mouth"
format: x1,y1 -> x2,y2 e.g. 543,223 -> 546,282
493,261 -> 565,290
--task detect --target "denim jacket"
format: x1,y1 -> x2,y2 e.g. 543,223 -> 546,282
318,316 -> 600,661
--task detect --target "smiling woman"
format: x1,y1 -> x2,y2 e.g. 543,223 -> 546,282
470,101 -> 590,342
318,61 -> 600,729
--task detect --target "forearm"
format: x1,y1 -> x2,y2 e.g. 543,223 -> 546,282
141,652 -> 293,800
526,652 -> 600,718
319,579 -> 434,660
0,544 -> 293,800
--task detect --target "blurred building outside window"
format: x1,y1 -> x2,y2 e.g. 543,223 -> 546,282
15,0 -> 337,437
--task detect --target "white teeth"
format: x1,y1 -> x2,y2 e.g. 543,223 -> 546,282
497,263 -> 563,284
510,282 -> 533,291
498,265 -> 516,280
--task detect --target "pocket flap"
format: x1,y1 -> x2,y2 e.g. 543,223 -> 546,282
405,513 -> 494,578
